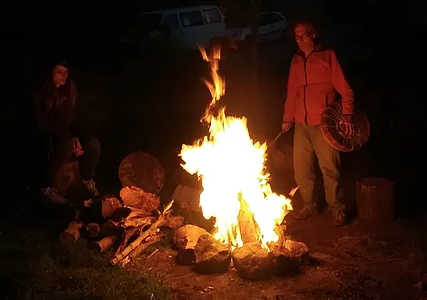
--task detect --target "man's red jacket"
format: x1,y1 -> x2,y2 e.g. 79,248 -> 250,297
283,46 -> 355,125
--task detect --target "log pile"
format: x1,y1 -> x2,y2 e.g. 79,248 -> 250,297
58,182 -> 310,279
58,185 -> 184,266
54,150 -> 310,280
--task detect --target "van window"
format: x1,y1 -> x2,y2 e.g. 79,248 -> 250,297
203,9 -> 222,24
162,14 -> 180,30
179,11 -> 204,28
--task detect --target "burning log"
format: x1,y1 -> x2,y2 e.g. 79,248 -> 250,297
194,234 -> 231,274
120,186 -> 160,212
110,201 -> 173,265
238,199 -> 259,244
269,240 -> 309,276
232,243 -> 272,280
174,225 -> 209,265
92,235 -> 119,252
59,221 -> 83,243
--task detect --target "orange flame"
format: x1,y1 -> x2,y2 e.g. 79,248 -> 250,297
180,44 -> 294,250
198,46 -> 224,123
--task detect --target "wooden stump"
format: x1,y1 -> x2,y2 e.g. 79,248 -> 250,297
53,160 -> 82,196
356,177 -> 395,222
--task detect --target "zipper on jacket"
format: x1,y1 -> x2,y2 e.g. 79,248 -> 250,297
302,52 -> 314,125
303,57 -> 308,125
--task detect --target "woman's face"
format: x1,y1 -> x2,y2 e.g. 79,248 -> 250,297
52,65 -> 69,86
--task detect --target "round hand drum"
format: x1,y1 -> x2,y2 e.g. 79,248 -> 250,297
118,152 -> 165,194
320,102 -> 370,152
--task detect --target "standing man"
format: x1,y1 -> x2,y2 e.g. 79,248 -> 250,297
282,21 -> 355,226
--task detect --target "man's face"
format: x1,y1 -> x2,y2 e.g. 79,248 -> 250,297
294,23 -> 316,52
52,65 -> 68,86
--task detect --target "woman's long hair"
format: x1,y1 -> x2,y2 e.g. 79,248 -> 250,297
38,60 -> 76,111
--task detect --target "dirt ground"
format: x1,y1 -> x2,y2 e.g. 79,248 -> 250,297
132,213 -> 427,300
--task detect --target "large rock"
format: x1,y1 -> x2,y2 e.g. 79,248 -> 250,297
194,234 -> 231,274
232,242 -> 272,280
174,225 -> 208,265
269,240 -> 309,276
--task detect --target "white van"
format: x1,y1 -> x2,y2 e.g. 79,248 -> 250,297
233,12 -> 288,45
138,5 -> 233,51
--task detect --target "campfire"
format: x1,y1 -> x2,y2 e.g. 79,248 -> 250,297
176,45 -> 308,279
57,44 -> 309,282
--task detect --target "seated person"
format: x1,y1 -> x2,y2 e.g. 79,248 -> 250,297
33,60 -> 101,204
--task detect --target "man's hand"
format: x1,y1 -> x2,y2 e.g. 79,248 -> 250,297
72,137 -> 84,157
282,122 -> 293,132
341,115 -> 355,136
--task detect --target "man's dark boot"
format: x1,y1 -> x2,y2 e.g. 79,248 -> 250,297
333,211 -> 347,226
291,206 -> 317,220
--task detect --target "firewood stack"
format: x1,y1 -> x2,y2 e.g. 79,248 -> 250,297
56,151 -> 310,280
58,185 -> 184,266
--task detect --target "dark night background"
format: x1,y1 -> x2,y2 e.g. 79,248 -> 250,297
2,1 -> 427,299
1,0 -> 426,217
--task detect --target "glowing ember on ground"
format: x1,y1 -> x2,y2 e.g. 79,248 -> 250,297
180,45 -> 295,250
